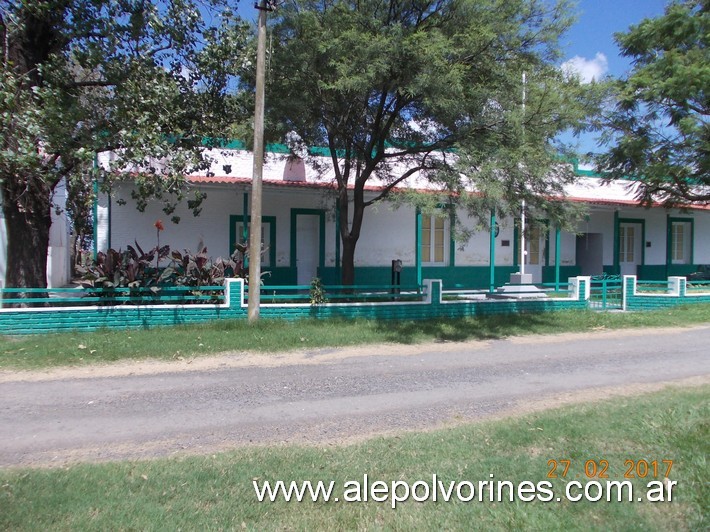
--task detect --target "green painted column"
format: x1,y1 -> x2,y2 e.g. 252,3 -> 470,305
489,210 -> 496,292
449,207 -> 456,267
415,208 -> 422,287
665,213 -> 672,278
335,202 -> 341,281
243,192 -> 249,268
555,226 -> 561,291
613,210 -> 620,275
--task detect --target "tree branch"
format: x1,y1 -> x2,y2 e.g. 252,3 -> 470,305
363,161 -> 432,207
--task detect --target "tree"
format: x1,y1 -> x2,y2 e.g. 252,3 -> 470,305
265,0 -> 597,285
596,0 -> 709,206
0,0 -> 248,290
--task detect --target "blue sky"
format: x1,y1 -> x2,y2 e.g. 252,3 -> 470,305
559,0 -> 669,153
562,0 -> 668,81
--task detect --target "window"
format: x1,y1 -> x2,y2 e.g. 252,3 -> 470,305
671,221 -> 691,264
421,214 -> 448,265
235,221 -> 272,267
527,226 -> 541,265
619,225 -> 635,263
518,225 -> 544,266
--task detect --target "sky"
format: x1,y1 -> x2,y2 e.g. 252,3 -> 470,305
562,0 -> 668,81
558,0 -> 669,153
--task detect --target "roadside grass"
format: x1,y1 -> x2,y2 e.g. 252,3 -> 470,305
1,303 -> 710,370
0,386 -> 706,531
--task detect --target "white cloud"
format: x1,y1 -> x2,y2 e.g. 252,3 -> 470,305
561,52 -> 608,84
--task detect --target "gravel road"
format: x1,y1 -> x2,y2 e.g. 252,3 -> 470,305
1,326 -> 708,467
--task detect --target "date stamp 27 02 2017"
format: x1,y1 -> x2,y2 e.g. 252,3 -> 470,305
547,459 -> 673,480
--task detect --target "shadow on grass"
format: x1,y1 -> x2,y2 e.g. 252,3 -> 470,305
374,311 -> 564,344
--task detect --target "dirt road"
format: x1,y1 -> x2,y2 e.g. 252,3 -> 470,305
1,326 -> 708,467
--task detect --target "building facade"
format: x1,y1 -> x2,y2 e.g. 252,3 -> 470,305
96,149 -> 710,289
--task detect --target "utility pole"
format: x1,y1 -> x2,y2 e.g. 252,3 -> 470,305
248,0 -> 272,322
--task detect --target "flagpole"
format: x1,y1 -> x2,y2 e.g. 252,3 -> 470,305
520,72 -> 526,276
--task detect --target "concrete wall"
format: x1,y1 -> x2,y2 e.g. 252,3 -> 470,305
0,278 -> 589,335
624,275 -> 710,311
0,182 -> 71,288
0,198 -> 6,288
47,180 -> 71,288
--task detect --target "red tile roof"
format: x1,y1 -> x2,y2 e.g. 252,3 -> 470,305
188,176 -> 710,211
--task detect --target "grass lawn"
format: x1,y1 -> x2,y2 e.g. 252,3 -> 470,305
0,386 -> 707,531
1,303 -> 710,370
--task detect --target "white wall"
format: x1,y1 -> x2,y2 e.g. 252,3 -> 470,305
103,183 -> 340,267
47,180 -> 71,287
576,207 -> 617,266
694,211 -> 710,264
100,182 -> 710,271
0,196 -> 6,287
104,184 -> 524,268
573,205 -> 710,267
0,183 -> 71,288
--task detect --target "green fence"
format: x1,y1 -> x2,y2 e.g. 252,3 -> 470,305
254,284 -> 424,304
686,280 -> 710,294
0,285 -> 225,306
589,275 -> 623,310
624,275 -> 710,311
0,278 -> 589,335
5,276 -> 708,335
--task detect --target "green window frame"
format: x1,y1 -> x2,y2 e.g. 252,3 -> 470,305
229,215 -> 277,268
421,214 -> 448,265
289,208 -> 326,271
667,217 -> 694,266
614,216 -> 646,274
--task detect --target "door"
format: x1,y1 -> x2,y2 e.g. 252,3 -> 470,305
296,214 -> 320,285
619,223 -> 642,276
576,233 -> 604,276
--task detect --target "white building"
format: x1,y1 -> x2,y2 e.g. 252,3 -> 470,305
95,148 -> 710,289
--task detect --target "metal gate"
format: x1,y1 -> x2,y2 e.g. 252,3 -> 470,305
589,275 -> 623,310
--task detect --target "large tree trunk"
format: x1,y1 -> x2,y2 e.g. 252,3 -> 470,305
338,184 -> 366,286
341,235 -> 356,286
2,176 -> 52,291
1,3 -> 63,295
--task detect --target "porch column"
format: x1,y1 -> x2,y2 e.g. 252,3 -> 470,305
555,226 -> 561,291
242,192 -> 249,268
335,202 -> 341,281
415,208 -> 422,287
613,210 -> 620,275
489,210 -> 496,292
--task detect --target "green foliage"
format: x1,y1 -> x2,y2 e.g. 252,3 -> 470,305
75,242 -> 170,289
0,0 -> 251,288
596,0 -> 710,206
309,277 -> 328,305
262,0 -> 600,283
162,246 -> 245,288
76,241 -> 246,291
